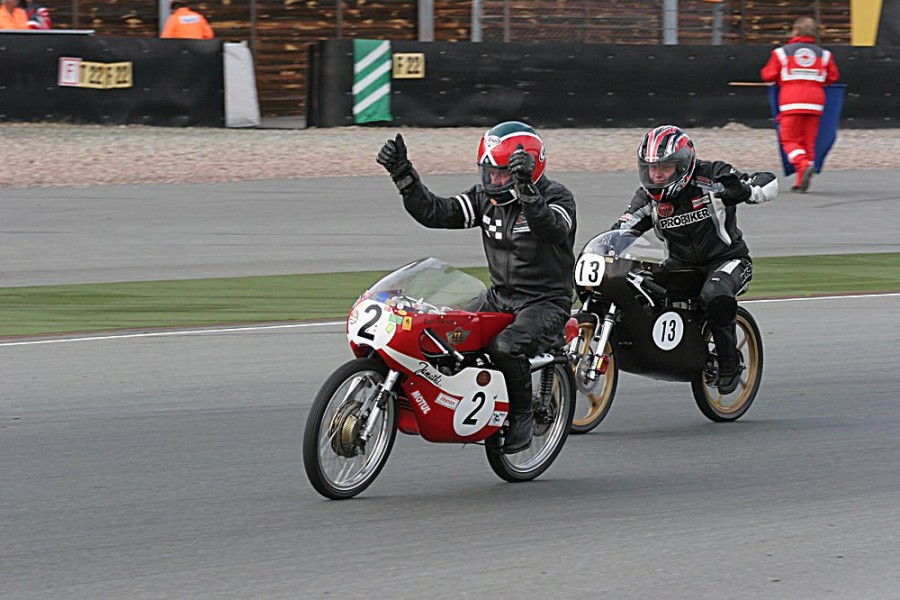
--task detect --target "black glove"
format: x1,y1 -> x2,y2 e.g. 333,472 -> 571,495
713,172 -> 750,202
509,144 -> 540,203
508,144 -> 535,185
376,133 -> 411,180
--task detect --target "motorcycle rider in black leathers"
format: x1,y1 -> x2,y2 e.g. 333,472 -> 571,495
612,125 -> 778,394
377,121 -> 577,453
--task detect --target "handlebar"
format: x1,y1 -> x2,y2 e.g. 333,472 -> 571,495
625,271 -> 668,308
695,181 -> 725,196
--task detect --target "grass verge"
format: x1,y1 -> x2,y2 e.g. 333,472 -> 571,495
1,254 -> 897,337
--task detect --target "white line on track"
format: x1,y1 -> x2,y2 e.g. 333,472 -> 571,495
1,292 -> 898,348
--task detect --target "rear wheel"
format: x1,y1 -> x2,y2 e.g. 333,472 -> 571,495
303,358 -> 398,499
570,312 -> 618,434
691,307 -> 763,422
486,363 -> 576,482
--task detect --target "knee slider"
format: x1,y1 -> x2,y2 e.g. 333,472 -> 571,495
488,329 -> 518,360
705,295 -> 737,326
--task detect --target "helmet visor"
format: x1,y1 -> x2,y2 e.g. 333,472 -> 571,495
638,157 -> 687,192
480,164 -> 514,195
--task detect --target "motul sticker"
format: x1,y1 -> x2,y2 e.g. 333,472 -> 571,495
411,390 -> 430,414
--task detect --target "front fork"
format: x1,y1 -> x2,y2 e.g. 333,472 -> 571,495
358,369 -> 400,442
569,303 -> 618,383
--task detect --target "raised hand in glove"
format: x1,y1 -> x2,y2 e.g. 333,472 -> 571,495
508,144 -> 540,202
508,144 -> 535,185
376,133 -> 411,179
713,172 -> 751,203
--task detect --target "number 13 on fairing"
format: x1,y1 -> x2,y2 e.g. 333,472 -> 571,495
575,253 -> 606,286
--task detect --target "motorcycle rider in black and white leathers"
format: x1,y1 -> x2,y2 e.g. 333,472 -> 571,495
612,125 -> 777,394
377,121 -> 577,453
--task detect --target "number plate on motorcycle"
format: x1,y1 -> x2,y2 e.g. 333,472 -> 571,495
575,253 -> 606,286
347,299 -> 395,348
652,311 -> 684,351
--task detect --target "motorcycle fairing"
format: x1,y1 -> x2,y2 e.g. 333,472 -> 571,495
347,298 -> 399,351
614,304 -> 708,381
383,344 -> 510,443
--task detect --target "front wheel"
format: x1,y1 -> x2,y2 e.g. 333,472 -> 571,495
691,306 -> 763,422
486,362 -> 577,482
302,358 -> 398,499
570,312 -> 618,434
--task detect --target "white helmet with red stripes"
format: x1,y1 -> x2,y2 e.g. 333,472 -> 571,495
477,121 -> 546,205
637,125 -> 696,202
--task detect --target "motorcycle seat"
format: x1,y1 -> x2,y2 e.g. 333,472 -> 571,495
655,268 -> 705,300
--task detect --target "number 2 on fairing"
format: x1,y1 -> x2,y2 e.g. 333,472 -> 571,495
357,304 -> 382,341
453,390 -> 494,436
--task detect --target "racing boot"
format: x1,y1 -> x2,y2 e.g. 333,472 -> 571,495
711,321 -> 741,395
716,352 -> 742,395
503,378 -> 534,454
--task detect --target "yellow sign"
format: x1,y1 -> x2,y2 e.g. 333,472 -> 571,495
401,316 -> 413,331
58,57 -> 133,90
392,53 -> 425,79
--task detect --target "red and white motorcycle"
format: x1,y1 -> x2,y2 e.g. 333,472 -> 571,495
303,258 -> 578,499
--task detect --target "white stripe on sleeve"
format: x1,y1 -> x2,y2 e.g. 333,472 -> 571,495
549,204 -> 573,230
455,194 -> 475,228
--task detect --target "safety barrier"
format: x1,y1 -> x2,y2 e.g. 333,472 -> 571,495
307,40 -> 898,129
0,33 -> 259,127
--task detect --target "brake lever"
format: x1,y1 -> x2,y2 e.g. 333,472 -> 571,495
625,271 -> 656,308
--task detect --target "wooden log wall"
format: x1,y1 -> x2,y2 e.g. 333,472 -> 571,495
35,0 -> 849,119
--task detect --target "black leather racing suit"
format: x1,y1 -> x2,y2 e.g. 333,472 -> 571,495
398,173 -> 577,414
613,159 -> 777,369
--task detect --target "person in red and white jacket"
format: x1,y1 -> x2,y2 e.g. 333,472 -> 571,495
761,17 -> 839,192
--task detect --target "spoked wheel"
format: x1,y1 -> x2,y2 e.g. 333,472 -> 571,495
570,312 -> 618,434
303,358 -> 398,499
486,363 -> 577,482
691,307 -> 763,422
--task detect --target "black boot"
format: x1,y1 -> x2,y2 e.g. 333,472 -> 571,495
711,322 -> 741,395
503,409 -> 534,454
717,353 -> 742,395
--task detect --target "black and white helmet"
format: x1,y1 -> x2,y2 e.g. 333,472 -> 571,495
637,125 -> 697,202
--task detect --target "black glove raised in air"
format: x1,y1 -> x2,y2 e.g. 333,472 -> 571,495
509,144 -> 539,203
377,133 -> 412,178
376,133 -> 417,191
713,172 -> 751,203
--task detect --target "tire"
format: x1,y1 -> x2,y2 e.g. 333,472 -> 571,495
302,358 -> 398,499
570,312 -> 618,434
486,363 -> 577,482
691,306 -> 763,422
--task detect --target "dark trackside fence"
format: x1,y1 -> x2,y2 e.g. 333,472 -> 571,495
308,40 -> 898,129
0,34 -> 224,127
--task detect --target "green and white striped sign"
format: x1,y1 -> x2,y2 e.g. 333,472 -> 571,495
352,39 -> 392,124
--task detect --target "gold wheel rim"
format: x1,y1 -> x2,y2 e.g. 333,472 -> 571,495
706,314 -> 760,414
572,322 -> 615,426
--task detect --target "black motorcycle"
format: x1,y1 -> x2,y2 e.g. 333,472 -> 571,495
568,228 -> 763,433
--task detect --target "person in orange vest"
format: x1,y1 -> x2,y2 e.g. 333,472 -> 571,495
0,0 -> 28,29
760,17 -> 840,192
160,0 -> 214,39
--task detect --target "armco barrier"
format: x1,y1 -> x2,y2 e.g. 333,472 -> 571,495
307,40 -> 898,129
0,34 -> 224,127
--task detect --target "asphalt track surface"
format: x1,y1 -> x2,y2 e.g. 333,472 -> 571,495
2,172 -> 900,598
2,170 -> 899,286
